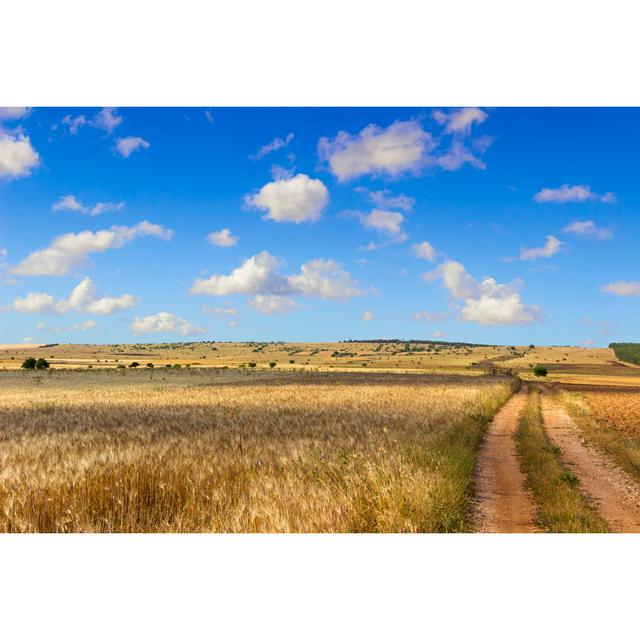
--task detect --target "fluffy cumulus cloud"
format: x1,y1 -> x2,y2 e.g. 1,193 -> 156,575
424,260 -> 541,325
362,309 -> 374,321
0,132 -> 40,178
191,251 -> 361,303
602,281 -> 640,296
411,241 -> 436,262
115,136 -> 150,158
247,295 -> 299,315
245,173 -> 329,223
207,228 -> 238,247
433,108 -> 488,135
359,209 -> 407,241
11,221 -> 172,276
518,235 -> 562,260
3,277 -> 137,316
288,259 -> 362,300
563,220 -> 612,240
533,184 -> 616,204
130,311 -> 205,336
191,252 -> 292,297
251,133 -> 294,160
318,120 -> 433,181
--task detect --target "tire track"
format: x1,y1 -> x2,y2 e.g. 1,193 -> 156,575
540,393 -> 640,532
473,388 -> 539,533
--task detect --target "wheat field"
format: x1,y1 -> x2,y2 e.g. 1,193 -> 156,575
0,369 -> 513,532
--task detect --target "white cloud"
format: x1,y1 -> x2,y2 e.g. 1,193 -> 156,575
12,221 -> 172,276
434,108 -> 488,135
84,294 -> 137,315
61,108 -> 122,135
0,133 -> 40,178
435,140 -> 486,171
22,336 -> 34,344
318,120 -> 433,181
52,195 -> 124,216
356,188 -> 415,212
563,220 -> 612,240
90,201 -> 125,216
288,259 -> 362,300
191,252 -> 362,301
533,184 -> 616,204
411,241 -> 436,262
130,311 -> 205,336
5,292 -> 58,314
424,260 -> 541,325
61,114 -> 89,134
202,306 -> 238,317
191,252 -> 292,296
228,319 -> 239,328
245,173 -> 329,223
518,235 -> 562,261
431,329 -> 446,339
251,133 -> 294,160
93,108 -> 122,134
0,107 -> 31,121
362,309 -> 373,321
207,228 -> 238,247
115,136 -> 150,158
412,309 -> 448,322
52,195 -> 86,212
50,320 -> 97,333
3,277 -> 137,316
36,321 -> 46,330
0,248 -> 8,261
602,281 -> 640,296
359,209 -> 407,241
247,295 -> 299,315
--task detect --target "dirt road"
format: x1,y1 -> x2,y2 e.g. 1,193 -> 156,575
540,394 -> 640,532
473,388 -> 539,533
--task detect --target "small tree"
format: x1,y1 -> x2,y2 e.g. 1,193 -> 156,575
533,365 -> 548,377
248,362 -> 257,368
35,358 -> 50,369
129,361 -> 140,368
21,357 -> 37,370
269,361 -> 276,368
146,363 -> 154,368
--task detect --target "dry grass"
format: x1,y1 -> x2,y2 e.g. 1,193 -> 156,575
558,389 -> 640,482
0,370 -> 514,532
515,388 -> 608,532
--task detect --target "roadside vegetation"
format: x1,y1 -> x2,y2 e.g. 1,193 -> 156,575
516,388 -> 608,532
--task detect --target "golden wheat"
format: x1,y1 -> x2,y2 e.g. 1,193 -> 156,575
0,370 -> 513,532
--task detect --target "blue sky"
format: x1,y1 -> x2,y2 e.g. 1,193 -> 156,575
0,107 -> 638,346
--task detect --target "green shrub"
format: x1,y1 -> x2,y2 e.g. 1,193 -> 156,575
35,358 -> 49,370
269,362 -> 276,368
21,357 -> 37,370
533,366 -> 548,377
129,362 -> 140,368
